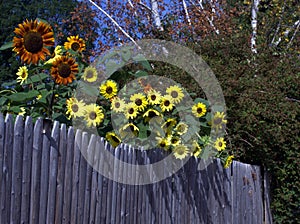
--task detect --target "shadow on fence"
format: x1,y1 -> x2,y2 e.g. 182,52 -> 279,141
0,114 -> 273,224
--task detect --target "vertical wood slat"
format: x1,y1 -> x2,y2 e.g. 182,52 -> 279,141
71,129 -> 82,224
55,123 -> 67,224
62,127 -> 75,224
77,132 -> 89,224
0,113 -> 5,223
39,120 -> 51,224
20,116 -> 33,224
10,115 -> 24,223
1,114 -> 13,224
30,118 -> 43,224
46,121 -> 60,223
83,134 -> 97,224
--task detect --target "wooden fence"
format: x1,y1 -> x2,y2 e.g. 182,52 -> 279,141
0,113 -> 273,224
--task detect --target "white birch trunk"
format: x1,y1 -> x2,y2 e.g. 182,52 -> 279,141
151,0 -> 164,31
251,0 -> 260,53
182,0 -> 192,26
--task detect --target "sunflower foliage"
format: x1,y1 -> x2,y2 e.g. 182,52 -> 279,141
0,19 -> 232,164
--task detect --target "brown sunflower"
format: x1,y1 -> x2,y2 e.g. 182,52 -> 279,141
13,19 -> 54,65
51,56 -> 78,85
64,35 -> 86,53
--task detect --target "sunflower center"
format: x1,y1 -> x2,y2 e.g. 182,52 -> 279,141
112,135 -> 120,143
21,72 -> 27,78
197,108 -> 203,114
71,42 -> 80,51
171,91 -> 178,98
86,70 -> 94,79
106,87 -> 113,94
129,108 -> 134,114
24,31 -> 43,53
164,100 -> 170,106
71,104 -> 79,112
135,99 -> 142,106
148,111 -> 157,118
160,141 -> 166,147
218,142 -> 223,147
115,102 -> 120,108
213,117 -> 222,125
171,138 -> 178,144
151,95 -> 156,101
177,147 -> 185,155
89,111 -> 97,120
58,63 -> 71,78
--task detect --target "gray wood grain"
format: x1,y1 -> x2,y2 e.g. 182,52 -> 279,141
0,113 -> 4,217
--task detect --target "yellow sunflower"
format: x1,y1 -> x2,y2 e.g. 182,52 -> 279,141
214,137 -> 226,151
83,66 -> 97,83
66,97 -> 85,119
124,102 -> 139,120
166,85 -> 184,104
173,144 -> 190,160
175,122 -> 188,135
106,132 -> 122,148
16,66 -> 28,85
44,45 -> 63,64
51,56 -> 78,85
170,135 -> 181,146
84,104 -> 105,127
211,111 -> 227,130
143,109 -> 162,122
161,118 -> 177,135
119,123 -> 139,139
156,136 -> 171,151
224,155 -> 234,168
99,80 -> 118,99
160,95 -> 174,112
64,35 -> 86,53
192,102 -> 207,118
191,140 -> 202,158
111,97 -> 126,113
147,89 -> 162,105
130,93 -> 148,111
13,19 -> 54,65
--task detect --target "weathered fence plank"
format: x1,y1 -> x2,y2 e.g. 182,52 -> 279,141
10,115 -> 24,223
20,116 -> 33,224
55,123 -> 67,224
62,126 -> 75,224
46,121 -> 60,223
0,114 -> 273,224
30,118 -> 43,224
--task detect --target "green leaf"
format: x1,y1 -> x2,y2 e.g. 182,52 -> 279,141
7,90 -> 39,102
77,81 -> 99,97
27,73 -> 49,84
0,42 -> 13,51
133,70 -> 148,78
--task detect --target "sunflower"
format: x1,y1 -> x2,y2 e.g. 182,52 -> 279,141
64,35 -> 86,53
143,109 -> 162,122
214,137 -> 226,151
84,104 -> 105,127
124,102 -> 139,120
106,132 -> 122,148
192,102 -> 207,118
66,97 -> 85,119
175,122 -> 188,135
51,56 -> 78,85
173,144 -> 190,160
211,111 -> 227,131
160,95 -> 174,112
156,136 -> 171,151
111,97 -> 126,113
16,66 -> 28,85
99,80 -> 118,100
83,66 -> 97,83
170,135 -> 181,146
45,45 -> 63,64
161,118 -> 177,135
191,140 -> 202,158
224,155 -> 234,168
130,93 -> 148,111
13,19 -> 54,65
119,123 -> 139,139
147,89 -> 162,105
166,85 -> 184,104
